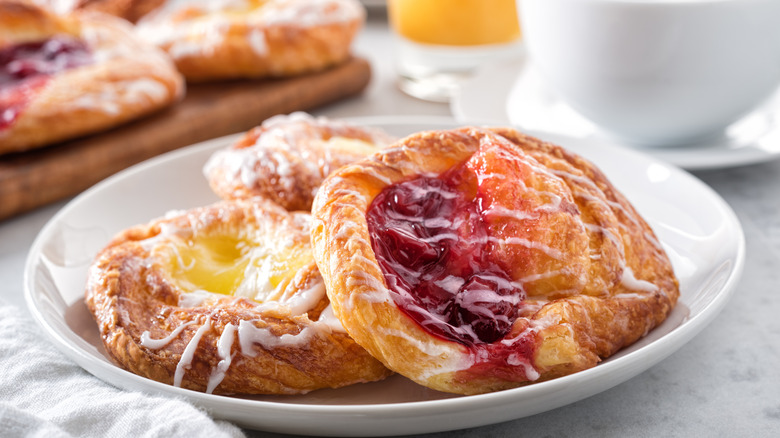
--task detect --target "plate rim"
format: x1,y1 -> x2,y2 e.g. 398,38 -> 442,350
23,116 -> 746,435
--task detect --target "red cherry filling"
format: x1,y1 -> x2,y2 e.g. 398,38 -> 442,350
366,162 -> 525,345
1,36 -> 93,131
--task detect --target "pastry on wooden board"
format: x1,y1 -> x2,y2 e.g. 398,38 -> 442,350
0,0 -> 183,155
134,0 -> 366,82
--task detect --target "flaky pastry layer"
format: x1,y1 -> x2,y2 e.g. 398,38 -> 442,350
135,0 -> 365,82
86,198 -> 391,394
0,1 -> 184,154
204,112 -> 394,211
310,127 -> 680,395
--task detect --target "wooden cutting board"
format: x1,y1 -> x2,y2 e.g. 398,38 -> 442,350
0,57 -> 371,221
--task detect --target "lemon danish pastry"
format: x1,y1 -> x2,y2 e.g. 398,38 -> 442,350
86,198 -> 391,394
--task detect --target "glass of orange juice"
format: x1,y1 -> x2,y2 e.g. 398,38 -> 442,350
388,0 -> 522,102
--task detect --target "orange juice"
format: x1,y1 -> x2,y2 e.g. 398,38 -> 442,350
388,0 -> 521,46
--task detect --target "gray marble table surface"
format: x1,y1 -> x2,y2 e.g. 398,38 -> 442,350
2,9 -> 778,438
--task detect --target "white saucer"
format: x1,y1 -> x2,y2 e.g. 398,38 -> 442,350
452,58 -> 780,170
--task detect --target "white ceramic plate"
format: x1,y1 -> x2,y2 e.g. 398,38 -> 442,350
452,58 -> 780,170
25,117 -> 744,437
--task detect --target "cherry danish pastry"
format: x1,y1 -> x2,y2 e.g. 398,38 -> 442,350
134,0 -> 365,82
204,112 -> 394,211
86,198 -> 391,394
310,127 -> 680,395
0,1 -> 183,154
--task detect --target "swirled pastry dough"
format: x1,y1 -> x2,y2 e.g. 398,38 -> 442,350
135,0 -> 365,82
0,1 -> 183,154
204,112 -> 395,211
86,198 -> 391,394
310,127 -> 680,395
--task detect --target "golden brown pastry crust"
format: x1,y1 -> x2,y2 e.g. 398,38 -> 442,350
35,0 -> 165,22
204,112 -> 395,211
0,1 -> 184,155
134,0 -> 365,82
310,127 -> 679,395
86,198 -> 391,394
70,0 -> 164,22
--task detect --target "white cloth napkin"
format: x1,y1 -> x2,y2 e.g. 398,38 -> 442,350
0,301 -> 245,438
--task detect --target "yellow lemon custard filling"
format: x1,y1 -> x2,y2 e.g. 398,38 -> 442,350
146,202 -> 317,307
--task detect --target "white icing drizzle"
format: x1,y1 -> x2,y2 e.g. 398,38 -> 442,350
584,223 -> 623,250
377,326 -> 466,379
614,292 -> 645,300
206,323 -> 237,394
346,271 -> 391,303
237,320 -> 316,355
506,353 -> 541,381
333,220 -> 361,241
358,165 -> 394,186
137,0 -> 365,60
605,199 -> 643,228
251,272 -> 327,316
535,191 -> 565,213
33,0 -> 77,14
495,320 -> 547,381
457,286 -> 523,309
317,304 -> 346,332
174,318 -> 212,387
262,0 -> 364,27
482,205 -> 536,221
161,237 -> 195,271
331,187 -> 369,203
79,20 -> 132,62
550,168 -> 600,191
163,209 -> 188,219
377,144 -> 413,157
433,275 -> 465,295
518,268 -> 569,284
139,320 -> 197,349
282,280 -> 326,315
178,289 -> 218,308
643,230 -> 664,251
492,236 -> 565,260
475,171 -> 507,182
69,78 -> 169,115
518,300 -> 548,315
247,28 -> 268,56
620,267 -> 659,293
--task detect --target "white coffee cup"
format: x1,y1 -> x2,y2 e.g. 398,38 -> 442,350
519,0 -> 780,145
